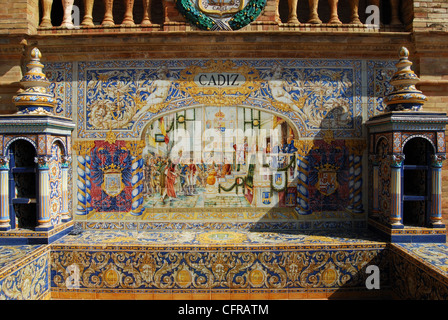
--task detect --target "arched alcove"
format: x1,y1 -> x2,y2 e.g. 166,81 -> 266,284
402,137 -> 435,227
7,139 -> 38,230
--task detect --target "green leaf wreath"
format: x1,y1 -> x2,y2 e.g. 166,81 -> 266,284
176,0 -> 266,31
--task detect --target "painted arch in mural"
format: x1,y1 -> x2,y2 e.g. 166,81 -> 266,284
140,105 -> 300,210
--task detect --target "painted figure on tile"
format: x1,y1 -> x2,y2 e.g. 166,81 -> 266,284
143,156 -> 156,196
283,132 -> 298,154
133,66 -> 174,120
270,138 -> 284,170
158,159 -> 168,202
162,161 -> 178,202
87,73 -> 135,129
178,159 -> 189,196
197,160 -> 208,187
221,163 -> 232,177
267,66 -> 305,113
187,162 -> 198,195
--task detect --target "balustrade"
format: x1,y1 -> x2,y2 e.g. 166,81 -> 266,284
81,0 -> 94,26
283,0 -> 402,25
38,0 -> 405,29
39,0 -> 149,27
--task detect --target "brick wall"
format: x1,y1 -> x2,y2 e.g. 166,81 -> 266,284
412,0 -> 448,31
0,0 -> 39,114
415,53 -> 448,223
0,0 -> 39,35
0,37 -> 27,114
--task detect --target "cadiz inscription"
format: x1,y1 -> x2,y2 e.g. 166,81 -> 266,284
194,72 -> 246,87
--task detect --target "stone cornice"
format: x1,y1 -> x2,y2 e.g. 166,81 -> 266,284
412,31 -> 448,55
17,31 -> 414,61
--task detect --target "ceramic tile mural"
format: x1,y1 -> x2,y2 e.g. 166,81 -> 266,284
366,60 -> 396,118
44,58 -> 396,229
45,62 -> 73,118
75,59 -> 366,139
90,140 -> 133,213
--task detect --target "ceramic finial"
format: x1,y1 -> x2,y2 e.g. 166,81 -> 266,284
384,47 -> 426,112
13,48 -> 55,115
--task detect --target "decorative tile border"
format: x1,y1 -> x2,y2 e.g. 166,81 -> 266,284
50,234 -> 390,296
0,245 -> 50,300
2,230 -> 448,299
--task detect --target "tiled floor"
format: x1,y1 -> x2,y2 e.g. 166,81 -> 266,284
0,245 -> 43,270
2,230 -> 448,276
52,228 -> 387,247
394,243 -> 448,276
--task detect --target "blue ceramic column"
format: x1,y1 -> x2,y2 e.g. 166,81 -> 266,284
0,156 -> 10,231
294,140 -> 313,215
61,155 -> 72,222
35,155 -> 53,231
390,154 -> 404,228
430,154 -> 446,228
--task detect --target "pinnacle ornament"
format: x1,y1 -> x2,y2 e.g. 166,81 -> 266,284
384,47 -> 427,112
13,47 -> 56,115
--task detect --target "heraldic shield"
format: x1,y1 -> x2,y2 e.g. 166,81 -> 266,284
262,191 -> 271,205
198,0 -> 245,16
271,171 -> 286,192
102,164 -> 125,197
316,164 -> 339,196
